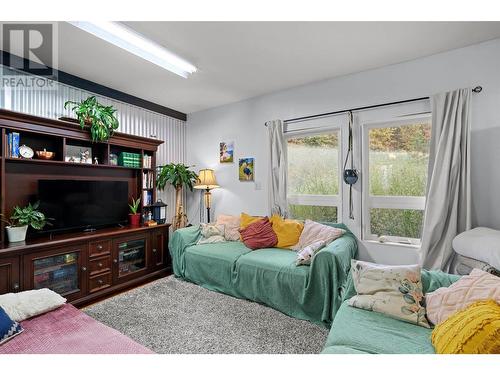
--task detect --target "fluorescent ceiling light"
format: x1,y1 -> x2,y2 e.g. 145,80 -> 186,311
69,21 -> 197,78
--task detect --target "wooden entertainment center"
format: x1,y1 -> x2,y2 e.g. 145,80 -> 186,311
0,109 -> 171,305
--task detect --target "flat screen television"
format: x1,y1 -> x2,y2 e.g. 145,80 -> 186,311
38,180 -> 129,233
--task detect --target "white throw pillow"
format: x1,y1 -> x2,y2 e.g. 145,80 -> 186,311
348,260 -> 430,328
216,214 -> 241,241
292,220 -> 345,251
0,288 -> 66,322
453,227 -> 500,270
296,240 -> 326,266
197,223 -> 226,244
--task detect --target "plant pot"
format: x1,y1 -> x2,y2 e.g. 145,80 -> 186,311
129,213 -> 141,227
59,117 -> 92,126
6,225 -> 28,243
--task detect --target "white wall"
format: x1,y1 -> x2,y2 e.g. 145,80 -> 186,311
186,38 -> 500,264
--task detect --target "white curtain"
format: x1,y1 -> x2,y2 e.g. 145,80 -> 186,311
420,88 -> 472,271
267,119 -> 288,217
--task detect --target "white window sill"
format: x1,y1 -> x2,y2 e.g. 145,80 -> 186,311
362,239 -> 421,250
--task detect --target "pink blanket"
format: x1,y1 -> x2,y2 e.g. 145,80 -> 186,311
0,304 -> 153,354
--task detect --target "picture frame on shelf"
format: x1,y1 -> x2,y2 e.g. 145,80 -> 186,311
65,145 -> 92,164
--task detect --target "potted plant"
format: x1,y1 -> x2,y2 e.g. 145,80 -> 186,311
156,163 -> 198,230
128,197 -> 141,227
63,96 -> 119,142
1,202 -> 52,242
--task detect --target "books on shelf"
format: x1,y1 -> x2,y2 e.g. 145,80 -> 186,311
5,132 -> 20,158
143,154 -> 152,169
118,152 -> 141,168
143,190 -> 153,206
142,170 -> 155,189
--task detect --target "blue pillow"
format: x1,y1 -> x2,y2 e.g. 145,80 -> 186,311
0,306 -> 23,346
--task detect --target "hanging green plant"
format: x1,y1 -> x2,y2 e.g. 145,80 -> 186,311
64,96 -> 119,142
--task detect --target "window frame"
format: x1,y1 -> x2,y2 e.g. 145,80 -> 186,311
361,114 -> 431,244
285,126 -> 343,222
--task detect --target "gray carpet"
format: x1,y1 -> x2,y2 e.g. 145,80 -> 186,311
83,276 -> 329,354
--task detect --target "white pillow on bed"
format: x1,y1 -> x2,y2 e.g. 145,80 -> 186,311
0,288 -> 66,322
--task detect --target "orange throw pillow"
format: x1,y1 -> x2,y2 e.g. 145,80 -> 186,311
239,217 -> 278,250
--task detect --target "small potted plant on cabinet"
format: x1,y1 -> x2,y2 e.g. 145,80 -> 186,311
1,202 -> 51,242
128,197 -> 141,227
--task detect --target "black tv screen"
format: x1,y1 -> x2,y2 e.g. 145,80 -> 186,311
38,180 -> 129,232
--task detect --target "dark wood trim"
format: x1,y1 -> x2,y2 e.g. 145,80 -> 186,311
0,108 -> 163,150
1,50 -> 187,121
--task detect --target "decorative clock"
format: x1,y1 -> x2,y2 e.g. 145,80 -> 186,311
19,144 -> 34,159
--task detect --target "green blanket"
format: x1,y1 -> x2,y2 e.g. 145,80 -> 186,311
169,224 -> 358,326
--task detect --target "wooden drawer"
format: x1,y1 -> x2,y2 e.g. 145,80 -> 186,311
89,255 -> 111,276
88,272 -> 112,293
89,240 -> 111,258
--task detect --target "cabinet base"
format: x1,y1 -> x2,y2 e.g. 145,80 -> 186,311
73,267 -> 172,308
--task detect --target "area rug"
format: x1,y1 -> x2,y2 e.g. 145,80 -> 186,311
83,276 -> 329,354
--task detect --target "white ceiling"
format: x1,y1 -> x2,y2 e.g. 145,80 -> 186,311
55,22 -> 500,115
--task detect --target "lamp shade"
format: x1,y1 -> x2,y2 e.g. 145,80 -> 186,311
194,169 -> 220,190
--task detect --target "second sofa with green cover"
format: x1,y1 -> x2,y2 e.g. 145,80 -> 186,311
321,270 -> 461,354
169,223 -> 358,326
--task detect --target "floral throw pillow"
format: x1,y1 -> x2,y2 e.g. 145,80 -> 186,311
197,223 -> 226,245
348,260 -> 430,328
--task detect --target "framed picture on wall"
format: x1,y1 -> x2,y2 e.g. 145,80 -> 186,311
239,157 -> 254,181
220,141 -> 234,163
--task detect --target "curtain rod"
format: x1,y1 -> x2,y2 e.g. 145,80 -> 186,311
270,86 -> 482,125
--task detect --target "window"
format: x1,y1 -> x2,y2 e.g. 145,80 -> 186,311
287,130 -> 341,222
362,116 -> 431,244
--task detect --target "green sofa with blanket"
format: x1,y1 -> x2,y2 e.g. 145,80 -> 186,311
321,270 -> 460,354
169,223 -> 358,326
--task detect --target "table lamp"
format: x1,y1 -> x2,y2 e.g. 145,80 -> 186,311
194,169 -> 220,223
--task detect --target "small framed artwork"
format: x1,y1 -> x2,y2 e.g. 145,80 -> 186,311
65,145 -> 92,164
239,157 -> 254,181
220,141 -> 234,163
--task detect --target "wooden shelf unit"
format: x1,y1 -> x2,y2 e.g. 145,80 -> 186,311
0,109 -> 169,304
0,108 -> 163,243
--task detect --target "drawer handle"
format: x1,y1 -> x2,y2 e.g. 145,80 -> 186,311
113,259 -> 118,264
13,283 -> 19,291
98,262 -> 103,268
98,279 -> 103,285
97,245 -> 103,250
81,266 -> 87,272
152,248 -> 157,253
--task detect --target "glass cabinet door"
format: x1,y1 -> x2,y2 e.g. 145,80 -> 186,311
117,238 -> 146,277
33,252 -> 80,295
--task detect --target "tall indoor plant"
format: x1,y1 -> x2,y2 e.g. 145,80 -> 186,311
156,163 -> 198,230
64,96 -> 119,142
1,202 -> 52,242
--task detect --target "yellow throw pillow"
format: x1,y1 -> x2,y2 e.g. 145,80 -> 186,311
269,214 -> 304,249
240,213 -> 263,230
431,300 -> 500,354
